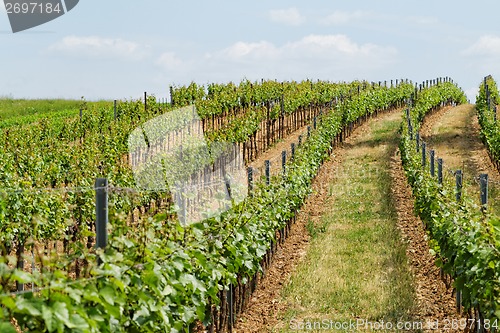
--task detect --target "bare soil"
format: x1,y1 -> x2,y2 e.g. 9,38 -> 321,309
419,104 -> 500,184
248,124 -> 311,179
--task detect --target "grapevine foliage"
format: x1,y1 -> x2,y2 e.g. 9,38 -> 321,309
0,80 -> 414,332
400,81 -> 500,321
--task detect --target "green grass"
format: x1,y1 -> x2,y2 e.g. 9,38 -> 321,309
278,113 -> 418,332
0,98 -> 112,128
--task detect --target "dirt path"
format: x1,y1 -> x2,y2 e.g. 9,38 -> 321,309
234,109 -> 463,332
234,119 -> 348,332
419,104 -> 500,212
248,123 -> 312,179
419,104 -> 498,178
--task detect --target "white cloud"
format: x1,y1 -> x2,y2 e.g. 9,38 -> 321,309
462,35 -> 500,56
286,35 -> 392,58
156,52 -> 183,71
214,35 -> 396,63
320,10 -> 369,25
218,41 -> 279,61
196,34 -> 397,82
48,36 -> 148,60
268,7 -> 305,26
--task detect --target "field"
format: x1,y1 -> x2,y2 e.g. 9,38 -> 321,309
0,98 -> 113,128
0,78 -> 499,333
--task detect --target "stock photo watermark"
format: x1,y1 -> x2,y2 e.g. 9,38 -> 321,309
3,0 -> 79,33
289,318 -> 498,331
128,105 -> 248,227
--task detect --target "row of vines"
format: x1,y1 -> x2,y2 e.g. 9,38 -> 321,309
477,76 -> 500,171
0,79 -> 416,332
0,80 -> 354,257
400,80 -> 500,326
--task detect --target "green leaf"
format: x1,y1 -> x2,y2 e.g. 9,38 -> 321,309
11,270 -> 32,284
42,305 -> 56,332
16,298 -> 41,316
53,302 -> 72,328
82,289 -> 101,303
0,297 -> 16,310
0,322 -> 17,333
132,305 -> 150,325
111,278 -> 126,292
69,313 -> 89,330
180,274 -> 206,293
100,286 -> 116,306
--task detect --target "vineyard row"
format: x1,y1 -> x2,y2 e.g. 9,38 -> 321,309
400,80 -> 500,326
0,79 -> 420,332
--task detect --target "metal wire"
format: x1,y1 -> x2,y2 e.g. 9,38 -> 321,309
0,275 -> 102,298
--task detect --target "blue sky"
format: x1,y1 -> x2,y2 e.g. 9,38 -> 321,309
0,0 -> 499,102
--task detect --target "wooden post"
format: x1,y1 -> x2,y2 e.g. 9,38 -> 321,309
95,178 -> 108,265
16,243 -> 24,291
416,132 -> 420,152
227,283 -> 234,332
422,142 -> 426,167
280,95 -> 285,139
480,174 -> 488,213
247,167 -> 253,194
438,158 -> 443,185
282,151 -> 286,175
456,170 -> 462,202
430,150 -> 435,177
265,160 -> 270,186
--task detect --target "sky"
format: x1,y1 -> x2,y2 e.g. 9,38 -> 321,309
0,0 -> 499,102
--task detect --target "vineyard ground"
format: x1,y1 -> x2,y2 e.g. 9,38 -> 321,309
234,109 -> 464,332
419,104 -> 500,215
248,122 -> 311,176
